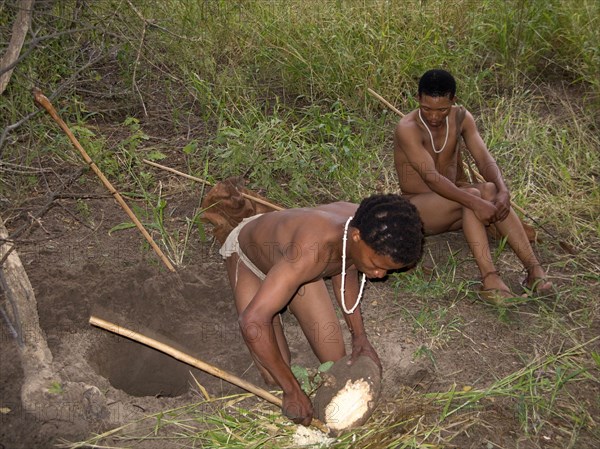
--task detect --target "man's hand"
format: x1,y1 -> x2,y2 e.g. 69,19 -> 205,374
348,333 -> 382,373
282,388 -> 313,426
493,190 -> 511,222
473,198 -> 499,226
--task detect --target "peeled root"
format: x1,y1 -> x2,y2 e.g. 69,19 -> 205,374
313,355 -> 381,436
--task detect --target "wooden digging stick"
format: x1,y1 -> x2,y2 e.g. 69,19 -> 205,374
142,159 -> 285,211
367,88 -> 405,118
89,315 -> 329,433
32,88 -> 176,272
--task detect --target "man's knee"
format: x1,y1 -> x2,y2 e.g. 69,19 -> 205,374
461,186 -> 482,198
479,182 -> 497,200
460,183 -> 496,200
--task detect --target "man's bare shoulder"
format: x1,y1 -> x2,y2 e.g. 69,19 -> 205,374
394,111 -> 421,148
313,201 -> 356,214
395,111 -> 419,132
250,203 -> 354,238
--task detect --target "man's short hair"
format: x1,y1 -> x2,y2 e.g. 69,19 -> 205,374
350,194 -> 423,266
418,69 -> 456,99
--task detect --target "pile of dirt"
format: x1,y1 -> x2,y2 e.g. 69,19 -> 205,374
1,169 -> 598,449
0,170 -> 433,448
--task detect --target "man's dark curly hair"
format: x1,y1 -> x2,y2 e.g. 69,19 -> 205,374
418,69 -> 456,99
350,194 -> 424,266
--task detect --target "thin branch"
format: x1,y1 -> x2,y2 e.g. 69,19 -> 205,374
0,161 -> 53,174
0,26 -> 98,77
126,0 -> 148,116
132,24 -> 148,116
5,168 -> 86,242
0,109 -> 41,157
0,45 -> 118,156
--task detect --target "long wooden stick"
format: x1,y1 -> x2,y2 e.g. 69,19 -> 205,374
142,159 -> 284,211
89,315 -> 328,432
32,88 -> 176,272
367,88 -> 405,118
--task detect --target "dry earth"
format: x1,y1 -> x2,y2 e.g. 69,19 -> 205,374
1,160 -> 599,449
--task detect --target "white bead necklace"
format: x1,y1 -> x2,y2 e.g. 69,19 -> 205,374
418,109 -> 449,154
341,216 -> 367,314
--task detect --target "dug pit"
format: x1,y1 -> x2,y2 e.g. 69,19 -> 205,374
79,264 -> 269,401
88,334 -> 191,397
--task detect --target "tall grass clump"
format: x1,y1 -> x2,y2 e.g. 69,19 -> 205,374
2,1 -> 599,448
4,1 -> 598,204
2,0 -> 597,268
141,0 -> 600,110
202,100 -> 390,205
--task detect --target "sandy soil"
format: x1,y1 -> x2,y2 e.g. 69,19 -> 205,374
1,165 -> 599,449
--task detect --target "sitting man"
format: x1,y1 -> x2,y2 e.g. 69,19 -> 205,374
394,69 -> 552,304
219,193 -> 423,426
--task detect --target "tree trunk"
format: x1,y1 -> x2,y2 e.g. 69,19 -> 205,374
0,216 -> 111,432
0,0 -> 35,94
0,217 -> 55,405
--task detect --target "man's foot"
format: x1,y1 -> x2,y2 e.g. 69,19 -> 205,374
478,287 -> 514,306
522,265 -> 553,297
522,276 -> 554,297
479,271 -> 515,306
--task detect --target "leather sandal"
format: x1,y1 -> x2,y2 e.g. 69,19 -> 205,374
478,271 -> 515,306
522,276 -> 554,298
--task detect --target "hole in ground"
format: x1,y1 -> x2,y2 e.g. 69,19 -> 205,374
89,335 -> 190,397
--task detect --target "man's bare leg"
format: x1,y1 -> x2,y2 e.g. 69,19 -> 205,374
289,280 -> 346,363
408,189 -> 514,300
476,184 -> 552,295
488,210 -> 551,293
461,205 -> 514,300
226,254 -> 291,386
406,191 -> 463,235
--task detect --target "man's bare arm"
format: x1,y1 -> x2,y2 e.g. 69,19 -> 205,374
239,268 -> 299,387
331,270 -> 381,370
238,260 -> 319,425
394,121 -> 498,223
461,111 -> 511,220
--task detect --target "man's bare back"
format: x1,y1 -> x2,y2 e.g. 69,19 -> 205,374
238,202 -> 358,282
220,194 -> 423,426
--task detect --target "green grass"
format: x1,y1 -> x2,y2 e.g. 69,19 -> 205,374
63,339 -> 598,448
2,0 -> 599,447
